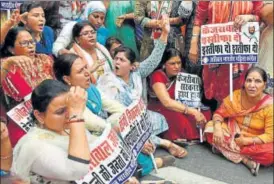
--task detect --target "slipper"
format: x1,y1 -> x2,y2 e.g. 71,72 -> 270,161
160,155 -> 176,167
168,143 -> 188,158
211,146 -> 221,155
172,139 -> 189,148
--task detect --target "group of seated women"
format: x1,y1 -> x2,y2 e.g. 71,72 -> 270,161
0,1 -> 273,183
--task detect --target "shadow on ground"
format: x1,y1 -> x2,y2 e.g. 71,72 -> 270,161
141,144 -> 273,184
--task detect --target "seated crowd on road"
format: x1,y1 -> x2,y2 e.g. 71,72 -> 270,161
0,1 -> 273,183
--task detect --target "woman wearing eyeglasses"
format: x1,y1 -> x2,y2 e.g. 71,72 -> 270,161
0,27 -> 54,146
70,21 -> 113,84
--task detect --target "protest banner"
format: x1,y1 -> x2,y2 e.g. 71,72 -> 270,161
175,73 -> 201,108
119,98 -> 152,158
7,98 -> 35,132
200,22 -> 259,65
201,22 -> 260,101
76,124 -> 137,184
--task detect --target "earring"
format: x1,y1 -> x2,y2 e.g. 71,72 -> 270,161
40,123 -> 44,129
162,65 -> 166,70
67,82 -> 71,86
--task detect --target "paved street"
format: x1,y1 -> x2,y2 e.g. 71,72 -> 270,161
141,144 -> 273,184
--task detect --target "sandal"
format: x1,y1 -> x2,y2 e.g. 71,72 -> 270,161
168,143 -> 188,158
244,159 -> 260,176
211,146 -> 221,155
159,155 -> 176,167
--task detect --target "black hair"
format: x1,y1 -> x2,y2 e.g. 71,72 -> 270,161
113,46 -> 136,64
157,48 -> 184,70
105,37 -> 123,51
72,21 -> 96,41
31,79 -> 69,114
19,2 -> 44,27
0,27 -> 30,58
53,53 -> 80,83
244,66 -> 268,83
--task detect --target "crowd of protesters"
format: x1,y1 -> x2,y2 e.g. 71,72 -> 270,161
0,1 -> 273,183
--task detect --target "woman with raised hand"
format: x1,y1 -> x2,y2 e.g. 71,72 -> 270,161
204,67 -> 273,176
0,27 -> 54,146
97,15 -> 187,158
19,2 -> 55,55
11,79 -> 91,183
70,21 -> 113,83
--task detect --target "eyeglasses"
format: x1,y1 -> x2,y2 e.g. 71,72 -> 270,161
17,40 -> 36,47
79,30 -> 96,37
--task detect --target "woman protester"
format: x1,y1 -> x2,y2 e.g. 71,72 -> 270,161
0,27 -> 54,146
204,67 -> 273,176
54,53 -> 176,178
70,21 -> 113,83
97,15 -> 187,158
188,1 -> 263,103
148,48 -> 210,142
53,53 -> 124,133
53,1 -> 109,56
0,121 -> 12,176
19,2 -> 55,55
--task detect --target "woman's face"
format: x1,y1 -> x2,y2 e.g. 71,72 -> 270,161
37,93 -> 69,133
114,52 -> 132,79
12,30 -> 36,57
65,58 -> 91,89
88,12 -> 105,29
244,71 -> 266,98
77,25 -> 97,49
25,7 -> 45,33
164,56 -> 182,77
110,42 -> 121,58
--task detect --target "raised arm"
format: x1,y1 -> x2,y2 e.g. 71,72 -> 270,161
138,15 -> 170,78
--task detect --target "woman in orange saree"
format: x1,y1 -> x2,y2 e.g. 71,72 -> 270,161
204,67 -> 273,176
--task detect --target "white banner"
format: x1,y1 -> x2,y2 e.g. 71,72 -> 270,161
175,73 -> 201,108
201,22 -> 260,65
119,98 -> 152,158
76,124 -> 137,184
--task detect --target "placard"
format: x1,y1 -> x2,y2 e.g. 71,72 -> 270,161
201,22 -> 260,65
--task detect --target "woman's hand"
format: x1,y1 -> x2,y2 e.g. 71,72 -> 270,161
235,135 -> 248,147
90,59 -> 105,73
141,140 -> 155,155
160,14 -> 170,34
116,15 -> 126,27
6,56 -> 33,71
0,122 -> 9,141
233,15 -> 255,29
67,86 -> 87,117
188,40 -> 199,64
213,127 -> 224,146
8,9 -> 28,27
191,109 -> 206,125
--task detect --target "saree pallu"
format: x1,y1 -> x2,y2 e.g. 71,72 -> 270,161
204,90 -> 273,166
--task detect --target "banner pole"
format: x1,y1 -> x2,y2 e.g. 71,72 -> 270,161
229,64 -> 233,101
198,107 -> 203,143
150,153 -> 158,174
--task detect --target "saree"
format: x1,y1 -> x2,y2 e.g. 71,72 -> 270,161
204,90 -> 273,165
